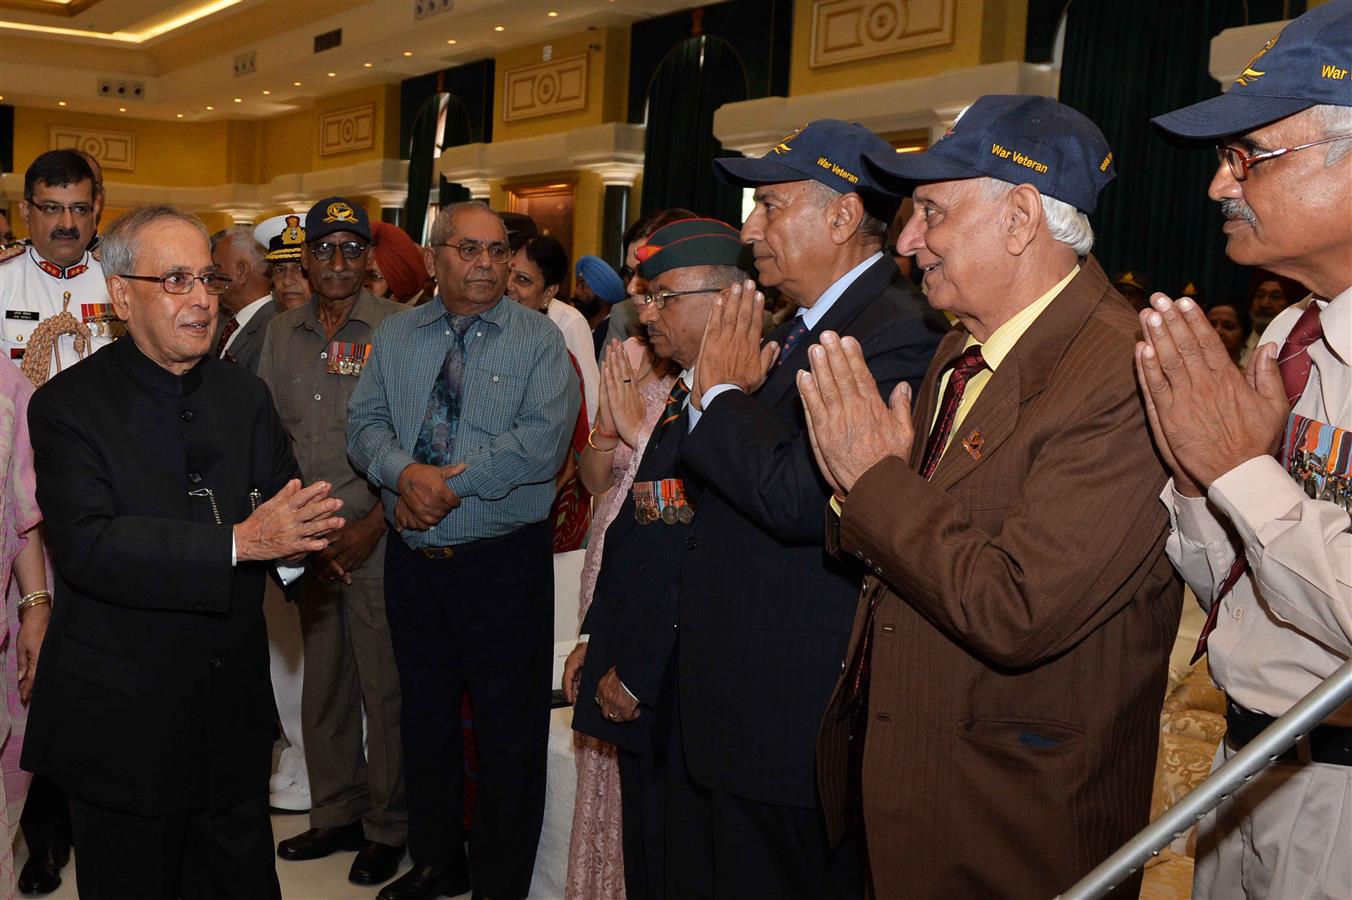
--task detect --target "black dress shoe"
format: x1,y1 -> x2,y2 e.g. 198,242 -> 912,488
276,822 -> 365,861
376,863 -> 471,900
18,846 -> 69,895
348,840 -> 406,885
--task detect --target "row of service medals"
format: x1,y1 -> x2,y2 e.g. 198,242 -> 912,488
327,341 -> 372,376
633,478 -> 694,525
81,300 -> 126,340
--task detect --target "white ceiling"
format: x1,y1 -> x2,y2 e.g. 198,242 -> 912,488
0,0 -> 714,121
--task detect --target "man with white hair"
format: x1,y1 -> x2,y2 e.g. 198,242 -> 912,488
211,224 -> 276,373
797,95 -> 1181,896
1144,2 -> 1352,896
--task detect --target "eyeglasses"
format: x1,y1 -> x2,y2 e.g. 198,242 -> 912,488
121,271 -> 232,295
28,201 -> 95,218
619,264 -> 635,282
433,240 -> 512,264
309,240 -> 369,261
636,288 -> 720,310
1216,134 -> 1352,181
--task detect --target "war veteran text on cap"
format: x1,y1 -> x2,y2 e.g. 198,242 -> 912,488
862,95 -> 1116,215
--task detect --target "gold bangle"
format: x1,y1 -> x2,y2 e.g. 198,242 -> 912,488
587,426 -> 618,452
18,592 -> 52,613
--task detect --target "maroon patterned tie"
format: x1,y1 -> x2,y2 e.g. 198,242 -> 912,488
1276,303 -> 1323,406
215,316 -> 239,359
1192,303 -> 1323,663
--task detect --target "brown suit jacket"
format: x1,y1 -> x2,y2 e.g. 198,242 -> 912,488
817,257 -> 1182,898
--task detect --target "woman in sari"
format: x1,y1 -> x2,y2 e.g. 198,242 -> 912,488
0,360 -> 52,899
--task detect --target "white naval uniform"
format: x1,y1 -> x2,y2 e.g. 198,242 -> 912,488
0,246 -> 114,375
1163,288 -> 1352,899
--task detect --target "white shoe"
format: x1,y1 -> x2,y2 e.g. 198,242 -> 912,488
269,772 -> 296,794
269,781 -> 311,812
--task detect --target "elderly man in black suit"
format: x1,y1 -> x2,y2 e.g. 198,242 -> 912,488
666,120 -> 946,896
570,218 -> 756,900
22,204 -> 344,899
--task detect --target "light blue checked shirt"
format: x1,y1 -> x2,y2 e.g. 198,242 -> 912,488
347,296 -> 579,547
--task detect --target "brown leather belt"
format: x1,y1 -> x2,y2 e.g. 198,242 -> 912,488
416,546 -> 455,560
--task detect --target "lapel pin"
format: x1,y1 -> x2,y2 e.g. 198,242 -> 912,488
962,430 -> 985,461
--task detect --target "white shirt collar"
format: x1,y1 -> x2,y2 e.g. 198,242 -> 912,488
798,251 -> 884,330
232,293 -> 272,331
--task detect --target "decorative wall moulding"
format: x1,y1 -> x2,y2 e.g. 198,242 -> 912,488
810,0 -> 956,69
319,104 -> 376,157
502,54 -> 589,122
49,126 -> 136,171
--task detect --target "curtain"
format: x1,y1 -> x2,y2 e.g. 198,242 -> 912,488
404,94 -> 475,241
1059,0 -> 1301,303
640,35 -> 750,224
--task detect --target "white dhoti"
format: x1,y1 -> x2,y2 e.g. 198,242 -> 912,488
1194,741 -> 1352,899
263,579 -> 308,796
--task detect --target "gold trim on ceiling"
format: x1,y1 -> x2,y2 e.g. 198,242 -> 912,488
0,0 -> 241,43
0,0 -> 102,16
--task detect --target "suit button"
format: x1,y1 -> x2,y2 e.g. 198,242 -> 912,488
684,537 -> 697,550
188,472 -> 202,484
181,409 -> 195,421
209,656 -> 222,669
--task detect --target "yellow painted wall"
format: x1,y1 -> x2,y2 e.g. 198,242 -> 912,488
259,83 -> 400,182
12,107 -> 236,187
492,27 -> 630,143
789,0 -> 1027,95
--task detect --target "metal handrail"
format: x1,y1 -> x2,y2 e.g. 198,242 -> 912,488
1057,658 -> 1352,899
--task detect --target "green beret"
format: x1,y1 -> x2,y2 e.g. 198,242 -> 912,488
636,217 -> 751,280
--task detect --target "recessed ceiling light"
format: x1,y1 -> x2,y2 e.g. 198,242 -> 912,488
233,97 -> 243,103
57,100 -> 67,107
262,89 -> 271,95
118,106 -> 127,112
206,105 -> 214,110
446,38 -> 457,45
327,72 -> 336,77
548,10 -> 558,16
176,113 -> 184,118
363,62 -> 373,68
494,25 -> 505,32
402,50 -> 413,57
293,81 -> 302,86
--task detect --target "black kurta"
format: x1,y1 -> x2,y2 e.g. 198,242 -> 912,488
22,336 -> 299,816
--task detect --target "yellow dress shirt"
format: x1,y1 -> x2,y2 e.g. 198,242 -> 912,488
927,265 -> 1080,457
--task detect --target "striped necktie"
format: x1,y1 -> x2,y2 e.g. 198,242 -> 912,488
651,378 -> 691,442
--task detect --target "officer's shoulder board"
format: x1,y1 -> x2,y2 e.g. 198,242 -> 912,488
0,245 -> 24,265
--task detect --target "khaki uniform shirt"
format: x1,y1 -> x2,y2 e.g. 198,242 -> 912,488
1162,287 -> 1352,723
258,290 -> 406,522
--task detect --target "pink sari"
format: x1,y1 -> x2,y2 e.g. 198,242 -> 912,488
0,363 -> 41,899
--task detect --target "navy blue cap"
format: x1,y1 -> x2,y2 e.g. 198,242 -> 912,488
713,119 -> 901,201
862,95 -> 1116,215
575,255 -> 627,304
1153,2 -> 1352,141
305,196 -> 372,243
